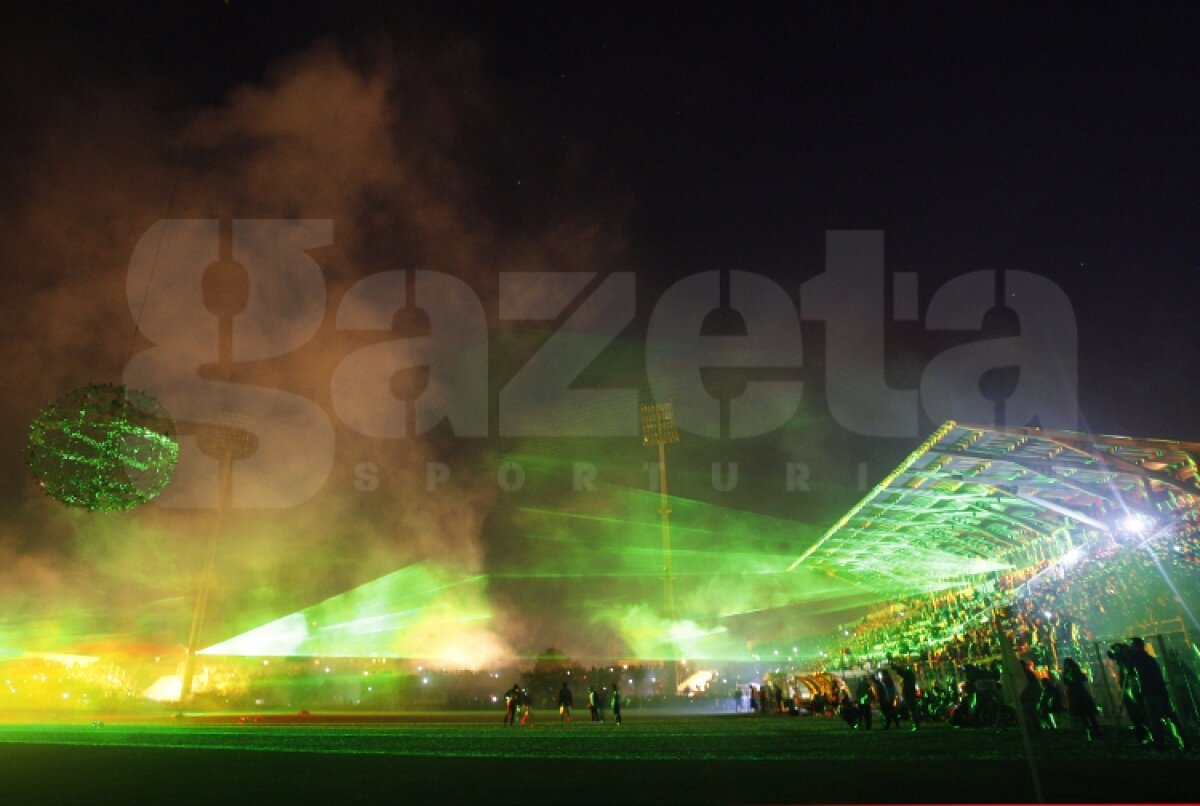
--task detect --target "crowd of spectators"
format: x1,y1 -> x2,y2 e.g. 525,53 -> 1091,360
823,531 -> 1197,671
803,528 -> 1200,748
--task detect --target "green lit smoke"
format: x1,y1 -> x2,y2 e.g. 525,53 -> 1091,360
200,564 -> 507,667
484,451 -> 858,661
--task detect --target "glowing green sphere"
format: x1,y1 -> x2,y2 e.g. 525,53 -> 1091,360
27,384 -> 179,511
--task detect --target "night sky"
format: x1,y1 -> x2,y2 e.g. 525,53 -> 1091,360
1,3 -> 1198,660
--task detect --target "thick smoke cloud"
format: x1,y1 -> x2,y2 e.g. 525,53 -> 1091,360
0,35 -> 628,668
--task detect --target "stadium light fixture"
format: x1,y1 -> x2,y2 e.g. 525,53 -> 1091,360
1119,512 -> 1154,536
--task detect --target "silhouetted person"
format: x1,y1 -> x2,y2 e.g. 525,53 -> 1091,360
558,682 -> 574,721
893,662 -> 921,730
504,683 -> 520,725
1109,643 -> 1150,743
1038,671 -> 1065,730
1061,658 -> 1100,741
587,685 -> 602,722
519,686 -> 534,725
971,664 -> 1002,728
610,683 -> 623,725
837,690 -> 859,728
1019,661 -> 1042,733
855,676 -> 874,730
875,670 -> 899,729
1128,637 -> 1184,750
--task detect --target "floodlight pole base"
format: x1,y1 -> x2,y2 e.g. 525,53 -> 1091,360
179,447 -> 233,706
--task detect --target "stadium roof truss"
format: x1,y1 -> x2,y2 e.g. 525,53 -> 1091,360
789,421 -> 1200,596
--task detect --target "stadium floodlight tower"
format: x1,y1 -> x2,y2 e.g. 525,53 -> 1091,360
179,415 -> 255,707
640,402 -> 680,694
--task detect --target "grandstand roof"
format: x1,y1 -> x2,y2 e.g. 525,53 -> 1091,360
789,421 -> 1200,596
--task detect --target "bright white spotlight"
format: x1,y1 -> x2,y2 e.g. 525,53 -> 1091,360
1120,513 -> 1153,535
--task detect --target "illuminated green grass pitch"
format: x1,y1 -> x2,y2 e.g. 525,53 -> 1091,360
0,719 -> 1190,805
0,716 -> 1087,761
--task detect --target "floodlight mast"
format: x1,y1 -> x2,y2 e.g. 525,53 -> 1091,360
179,418 -> 253,707
640,402 -> 680,695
